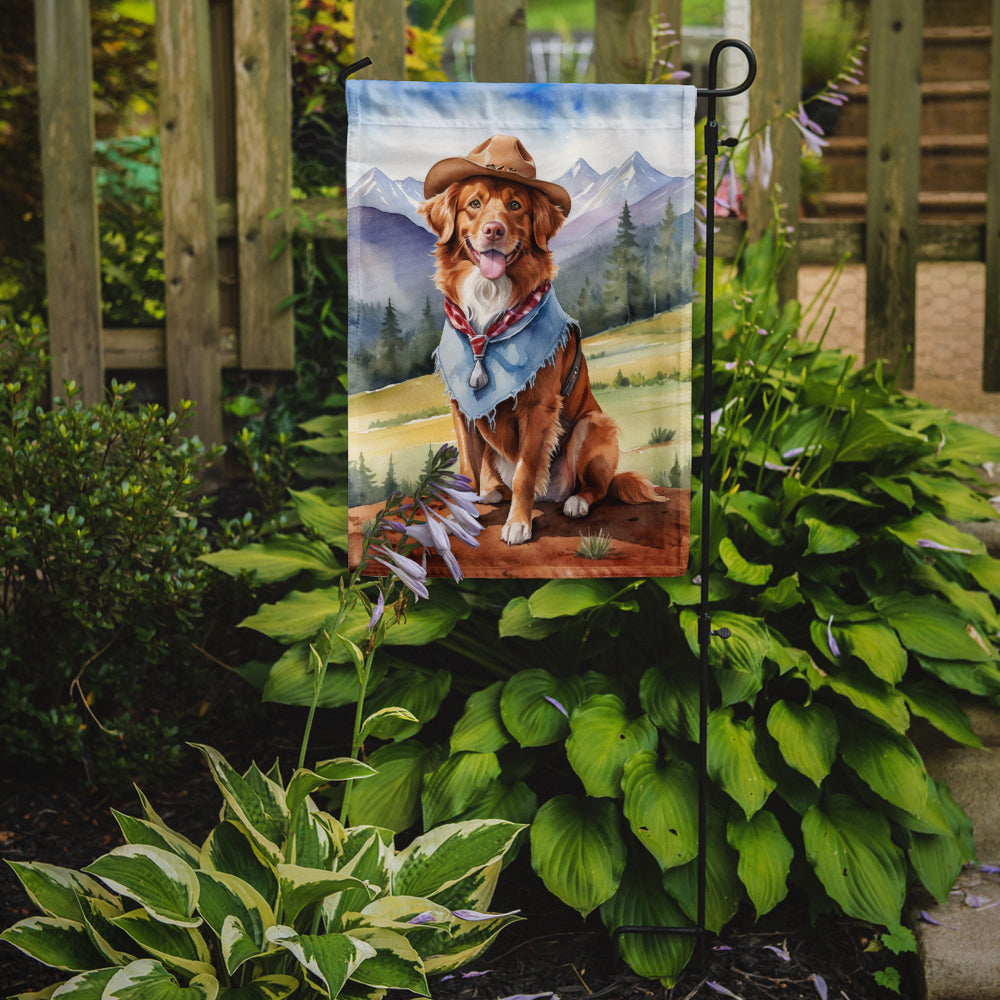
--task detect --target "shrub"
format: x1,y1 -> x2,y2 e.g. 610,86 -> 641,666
0,317 -> 220,783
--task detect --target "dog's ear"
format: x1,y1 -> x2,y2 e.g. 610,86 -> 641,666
530,192 -> 566,252
418,187 -> 460,244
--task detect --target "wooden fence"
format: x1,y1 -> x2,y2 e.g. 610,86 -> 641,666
34,0 -> 1000,445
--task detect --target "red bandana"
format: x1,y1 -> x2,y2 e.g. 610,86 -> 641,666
444,281 -> 551,359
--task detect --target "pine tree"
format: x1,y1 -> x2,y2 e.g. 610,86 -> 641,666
669,452 -> 683,488
349,452 -> 378,506
602,201 -> 650,326
651,198 -> 680,313
383,454 -> 400,499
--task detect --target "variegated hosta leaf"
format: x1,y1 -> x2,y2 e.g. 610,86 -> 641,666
423,859 -> 501,916
422,907 -> 522,975
83,846 -> 200,928
200,822 -> 278,910
288,802 -> 343,870
566,695 -> 658,799
802,793 -> 906,926
195,871 -> 274,974
391,820 -> 524,901
421,751 -> 502,829
112,810 -> 202,868
707,707 -> 776,819
344,926 -> 429,995
621,751 -> 699,871
102,958 -> 218,999
727,810 -> 793,918
265,926 -> 375,998
0,916 -> 107,972
276,864 -> 375,925
77,894 -> 136,966
191,745 -> 288,863
599,854 -> 694,987
110,908 -> 214,978
450,681 -> 511,754
4,861 -> 118,922
838,718 -> 929,817
529,795 -> 626,917
285,760 -> 375,824
46,966 -> 118,997
323,829 -> 393,931
499,669 -> 585,747
214,974 -> 299,1000
765,700 -> 838,786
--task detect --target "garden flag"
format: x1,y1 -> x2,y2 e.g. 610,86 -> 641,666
346,80 -> 696,578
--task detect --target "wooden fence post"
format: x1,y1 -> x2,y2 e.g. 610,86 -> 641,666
746,0 -> 801,306
864,0 -> 923,390
354,0 -> 406,80
34,0 -> 104,405
984,0 -> 1000,391
474,0 -> 527,83
233,0 -> 294,370
594,0 -> 678,84
157,0 -> 223,445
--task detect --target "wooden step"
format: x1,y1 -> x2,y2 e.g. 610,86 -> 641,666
922,25 -> 993,83
921,0 -> 992,28
813,190 -> 987,222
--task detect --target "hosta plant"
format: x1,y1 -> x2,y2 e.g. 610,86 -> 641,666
1,744 -> 523,999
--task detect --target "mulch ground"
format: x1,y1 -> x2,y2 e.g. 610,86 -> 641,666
1,739 -> 913,1000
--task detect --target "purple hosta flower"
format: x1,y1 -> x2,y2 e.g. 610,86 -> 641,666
827,615 -> 842,658
367,590 -> 385,631
707,983 -> 742,999
370,544 -> 429,600
451,908 -> 521,921
979,864 -> 1000,874
407,911 -> 438,925
812,974 -> 828,1000
746,125 -> 774,191
544,695 -> 569,718
791,104 -> 829,157
917,538 -> 973,555
919,909 -> 958,929
715,156 -> 742,216
763,944 -> 791,962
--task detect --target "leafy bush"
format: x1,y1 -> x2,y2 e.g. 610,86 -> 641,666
0,317 -> 220,782
1,743 -> 524,998
209,233 -> 1000,986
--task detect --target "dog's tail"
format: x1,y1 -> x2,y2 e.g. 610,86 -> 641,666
608,471 -> 666,504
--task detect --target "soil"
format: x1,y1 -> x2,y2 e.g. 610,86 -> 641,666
0,739 -> 913,1000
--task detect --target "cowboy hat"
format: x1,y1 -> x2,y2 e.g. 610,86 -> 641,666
423,134 -> 572,216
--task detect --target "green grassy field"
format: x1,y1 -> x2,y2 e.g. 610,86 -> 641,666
349,305 -> 693,492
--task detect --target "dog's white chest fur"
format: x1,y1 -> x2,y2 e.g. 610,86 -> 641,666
461,271 -> 513,333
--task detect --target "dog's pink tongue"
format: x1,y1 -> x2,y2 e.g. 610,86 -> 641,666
479,250 -> 507,280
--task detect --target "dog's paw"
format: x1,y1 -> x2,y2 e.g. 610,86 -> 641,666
501,519 -> 533,545
563,495 -> 590,518
480,488 -> 504,505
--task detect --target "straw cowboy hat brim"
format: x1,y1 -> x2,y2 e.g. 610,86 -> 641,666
424,134 -> 572,217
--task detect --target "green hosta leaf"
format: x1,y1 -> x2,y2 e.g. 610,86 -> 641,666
802,793 -> 906,926
566,695 -> 658,798
4,862 -> 118,923
261,643 -> 385,709
112,812 -> 201,868
967,553 -> 1000,597
765,701 -> 838,786
727,811 -> 793,918
200,535 -> 341,584
76,895 -> 135,966
103,959 -> 218,999
191,746 -> 287,863
392,820 -> 524,901
265,926 -> 375,997
277,865 -> 374,925
911,562 -> 1000,633
362,667 -> 451,740
661,811 -> 741,933
803,517 -> 859,556
195,871 -> 274,974
835,410 -> 927,463
497,596 -> 563,639
83,846 -> 200,928
289,488 -> 348,547
450,682 -> 511,754
111,908 -> 214,978
39,966 -> 117,998
908,780 -> 969,905
680,610 -> 770,706
655,573 -> 737,606
808,661 -> 910,732
216,975 -> 299,1000
200,822 -> 278,910
875,594 -> 995,662
639,664 -> 699,742
935,421 -> 1000,465
755,573 -> 805,614
835,621 -> 907,684
621,751 -> 698,871
453,779 -> 538,827
901,680 -> 982,748
839,718 -> 929,817
346,926 -> 428,994
906,472 -> 998,522
707,708 -> 776,818
724,490 -> 784,546
499,670 -> 584,747
347,740 -> 441,832
599,854 -> 694,987
718,536 -> 772,585
421,751 -> 502,828
530,795 -> 626,917
916,655 -> 1000,697
526,579 -> 618,618
886,512 -> 985,557
359,706 -> 421,743
0,916 -> 107,971
866,474 -> 914,509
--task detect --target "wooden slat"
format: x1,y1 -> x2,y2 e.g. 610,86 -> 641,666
984,0 -> 1000,390
157,0 -> 223,444
233,0 -> 294,369
354,0 -> 406,81
594,0 -> 655,84
746,0 -> 801,304
34,0 -> 103,404
103,328 -> 238,369
474,0 -> 526,82
864,0 -> 923,389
